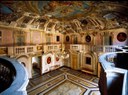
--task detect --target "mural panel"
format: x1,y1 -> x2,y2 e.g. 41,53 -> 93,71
14,30 -> 26,46
85,35 -> 91,43
117,32 -> 127,42
47,57 -> 51,64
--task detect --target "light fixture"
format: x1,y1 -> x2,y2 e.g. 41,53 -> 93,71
56,38 -> 69,59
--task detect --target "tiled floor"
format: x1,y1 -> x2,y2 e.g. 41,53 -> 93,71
27,66 -> 101,95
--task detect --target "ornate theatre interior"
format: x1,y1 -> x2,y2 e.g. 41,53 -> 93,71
0,1 -> 128,95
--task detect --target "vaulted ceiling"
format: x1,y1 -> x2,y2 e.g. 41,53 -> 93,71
1,1 -> 128,19
1,1 -> 128,33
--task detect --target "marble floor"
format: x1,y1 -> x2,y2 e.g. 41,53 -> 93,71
27,66 -> 101,95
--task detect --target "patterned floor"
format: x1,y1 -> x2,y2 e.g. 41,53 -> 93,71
27,66 -> 101,95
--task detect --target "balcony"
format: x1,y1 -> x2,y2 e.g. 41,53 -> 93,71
43,44 -> 61,53
0,45 -> 43,57
69,44 -> 118,53
0,44 -> 126,57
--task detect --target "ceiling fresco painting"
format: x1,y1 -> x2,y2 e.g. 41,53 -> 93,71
1,1 -> 128,20
0,1 -> 128,34
0,1 -> 94,20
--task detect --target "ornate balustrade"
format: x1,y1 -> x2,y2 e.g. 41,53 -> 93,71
70,44 -> 82,51
0,57 -> 29,95
0,44 -> 60,57
13,45 -> 43,55
43,44 -> 61,53
0,44 -> 126,57
69,44 -> 119,53
0,45 -> 42,57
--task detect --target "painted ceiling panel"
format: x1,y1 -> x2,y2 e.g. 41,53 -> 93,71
1,1 -> 128,20
0,1 -> 95,19
0,1 -> 128,32
0,3 -> 13,14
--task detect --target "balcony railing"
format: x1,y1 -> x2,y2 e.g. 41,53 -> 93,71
43,44 -> 61,53
0,44 -> 125,57
0,45 -> 43,57
70,44 -> 119,53
13,45 -> 43,55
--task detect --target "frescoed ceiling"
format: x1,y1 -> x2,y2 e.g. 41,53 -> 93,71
1,1 -> 128,20
0,1 -> 128,33
1,1 -> 95,20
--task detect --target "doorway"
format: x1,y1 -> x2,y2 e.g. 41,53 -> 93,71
32,56 -> 42,77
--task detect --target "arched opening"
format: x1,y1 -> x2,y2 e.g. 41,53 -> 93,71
21,62 -> 26,67
32,56 -> 42,77
16,55 -> 31,78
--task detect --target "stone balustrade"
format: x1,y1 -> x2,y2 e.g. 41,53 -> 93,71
0,45 -> 126,57
70,44 -> 119,53
43,44 -> 61,53
0,45 -> 42,57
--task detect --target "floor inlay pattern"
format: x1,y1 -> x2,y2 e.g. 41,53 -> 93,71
44,81 -> 87,95
27,66 -> 101,95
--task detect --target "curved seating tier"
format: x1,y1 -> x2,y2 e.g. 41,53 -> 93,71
99,52 -> 128,95
0,57 -> 29,95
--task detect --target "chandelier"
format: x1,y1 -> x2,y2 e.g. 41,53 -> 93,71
56,44 -> 69,59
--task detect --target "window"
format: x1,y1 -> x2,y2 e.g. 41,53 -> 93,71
66,36 -> 70,42
56,36 -> 60,42
86,57 -> 91,65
